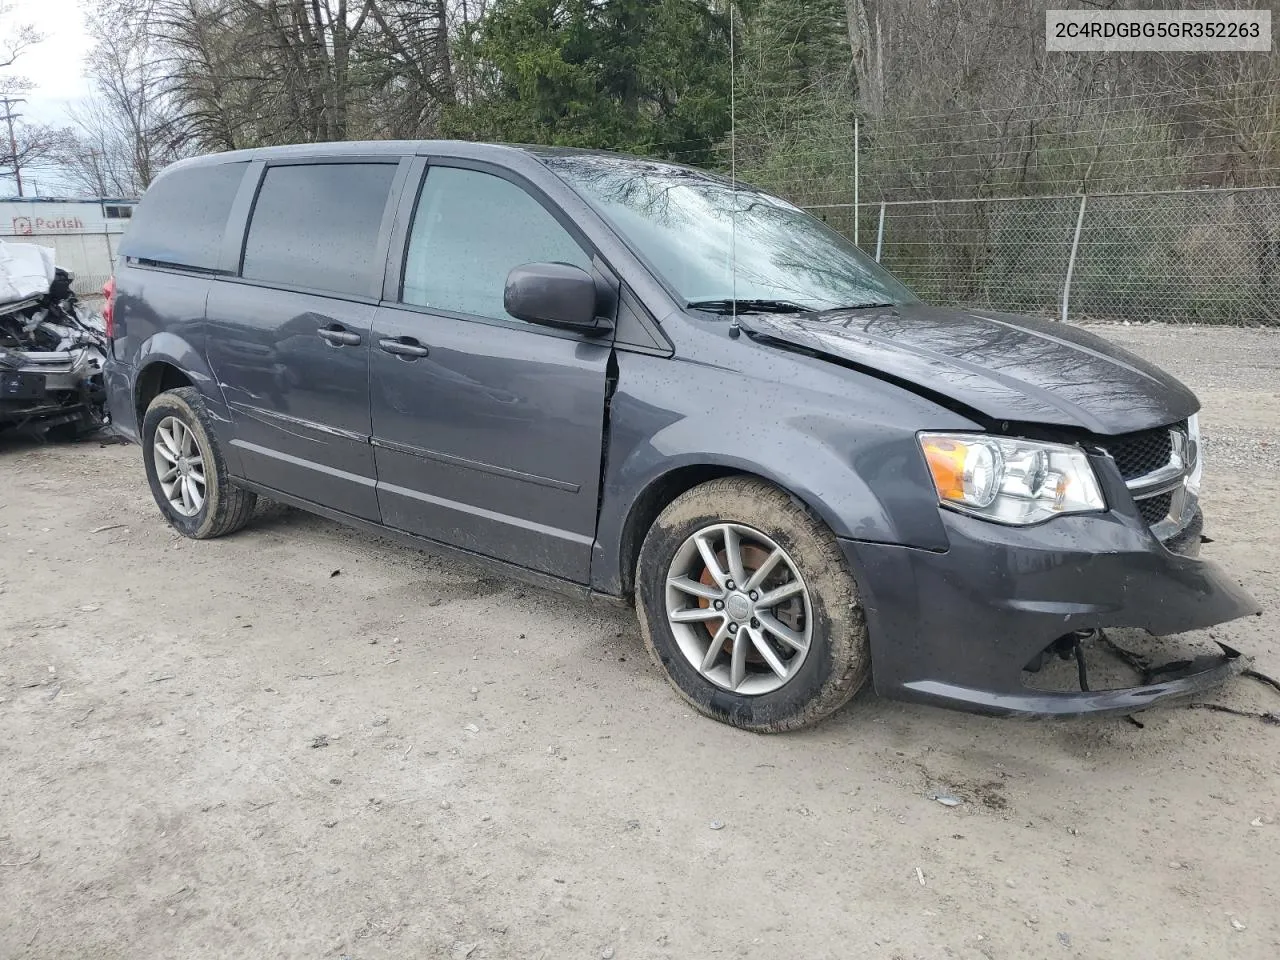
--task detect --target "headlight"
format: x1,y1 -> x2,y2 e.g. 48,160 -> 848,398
1185,413 -> 1203,496
919,433 -> 1106,525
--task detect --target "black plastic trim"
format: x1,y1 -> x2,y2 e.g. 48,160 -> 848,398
230,477 -> 628,603
614,283 -> 675,357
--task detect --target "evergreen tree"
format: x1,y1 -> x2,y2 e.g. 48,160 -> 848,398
732,0 -> 856,205
444,0 -> 733,164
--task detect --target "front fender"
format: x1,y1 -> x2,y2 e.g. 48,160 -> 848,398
591,351 -> 972,595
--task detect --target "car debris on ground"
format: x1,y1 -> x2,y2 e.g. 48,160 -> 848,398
0,240 -> 108,440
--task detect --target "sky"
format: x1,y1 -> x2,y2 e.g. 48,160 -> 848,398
8,0 -> 94,118
4,0 -> 96,195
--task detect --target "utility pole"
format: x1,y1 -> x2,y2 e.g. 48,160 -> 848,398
1,97 -> 27,197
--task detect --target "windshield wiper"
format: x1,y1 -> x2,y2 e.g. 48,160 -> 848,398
825,301 -> 896,311
685,298 -> 812,315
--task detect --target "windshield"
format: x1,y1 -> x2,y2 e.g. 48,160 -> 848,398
540,153 -> 917,311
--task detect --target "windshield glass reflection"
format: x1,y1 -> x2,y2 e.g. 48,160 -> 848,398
540,153 -> 917,311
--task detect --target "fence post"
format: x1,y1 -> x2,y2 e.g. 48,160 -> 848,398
874,202 -> 886,262
1060,193 -> 1088,323
853,117 -> 860,247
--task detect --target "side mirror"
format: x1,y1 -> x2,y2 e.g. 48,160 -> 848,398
504,262 -> 602,331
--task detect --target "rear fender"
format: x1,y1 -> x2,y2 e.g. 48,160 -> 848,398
135,332 -> 244,475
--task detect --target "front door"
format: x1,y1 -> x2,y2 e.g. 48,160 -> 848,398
206,159 -> 403,520
370,163 -> 612,582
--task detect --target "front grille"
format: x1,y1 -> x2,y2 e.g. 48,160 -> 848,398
1103,424 -> 1178,481
1136,491 -> 1173,525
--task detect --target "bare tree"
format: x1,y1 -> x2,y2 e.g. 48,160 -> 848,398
844,0 -> 882,115
47,0 -> 1279,204
0,122 -> 74,178
0,2 -> 75,194
357,0 -> 458,138
148,0 -> 385,148
150,0 -> 267,151
58,1 -> 187,197
0,1 -> 40,76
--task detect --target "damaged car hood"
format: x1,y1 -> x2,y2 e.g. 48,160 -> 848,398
737,303 -> 1198,434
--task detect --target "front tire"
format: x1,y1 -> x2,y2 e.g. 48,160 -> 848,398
636,477 -> 869,732
141,387 -> 256,539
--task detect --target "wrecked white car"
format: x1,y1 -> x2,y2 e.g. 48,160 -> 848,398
0,241 -> 107,439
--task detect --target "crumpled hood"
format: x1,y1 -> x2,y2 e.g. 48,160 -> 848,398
737,303 -> 1198,434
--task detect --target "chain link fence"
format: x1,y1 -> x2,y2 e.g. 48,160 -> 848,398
803,186 -> 1280,327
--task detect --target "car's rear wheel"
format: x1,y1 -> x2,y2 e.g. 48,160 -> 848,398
636,476 -> 870,732
141,387 -> 256,539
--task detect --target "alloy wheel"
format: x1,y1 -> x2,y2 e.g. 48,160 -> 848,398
152,415 -> 206,517
664,522 -> 813,695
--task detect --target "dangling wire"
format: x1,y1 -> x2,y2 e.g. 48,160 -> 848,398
728,2 -> 740,338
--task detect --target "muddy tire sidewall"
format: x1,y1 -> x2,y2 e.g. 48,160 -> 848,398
636,477 -> 869,732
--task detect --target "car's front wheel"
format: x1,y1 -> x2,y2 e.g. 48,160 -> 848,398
636,476 -> 870,732
141,387 -> 257,539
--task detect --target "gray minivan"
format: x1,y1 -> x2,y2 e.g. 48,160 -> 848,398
103,141 -> 1258,731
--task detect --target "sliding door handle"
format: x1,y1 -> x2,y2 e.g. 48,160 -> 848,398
317,327 -> 361,346
378,337 -> 430,359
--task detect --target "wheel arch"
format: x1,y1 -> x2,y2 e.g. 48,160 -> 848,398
615,463 -> 741,597
131,331 -> 244,476
609,458 -> 852,599
133,360 -> 194,428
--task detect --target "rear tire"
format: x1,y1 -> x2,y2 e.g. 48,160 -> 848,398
141,387 -> 256,539
636,476 -> 869,732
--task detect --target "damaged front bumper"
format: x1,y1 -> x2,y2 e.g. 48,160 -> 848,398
842,506 -> 1260,719
0,259 -> 107,438
1,345 -> 106,433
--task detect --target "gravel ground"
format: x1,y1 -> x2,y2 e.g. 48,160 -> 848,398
1096,324 -> 1280,470
1,324 -> 1277,960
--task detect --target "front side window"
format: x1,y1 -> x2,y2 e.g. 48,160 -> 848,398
242,162 -> 397,297
541,154 -> 917,311
402,166 -> 591,322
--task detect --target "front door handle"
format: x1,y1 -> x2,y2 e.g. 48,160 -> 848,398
378,337 -> 430,360
318,326 -> 361,346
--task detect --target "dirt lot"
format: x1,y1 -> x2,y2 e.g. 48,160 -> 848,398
2,325 -> 1277,960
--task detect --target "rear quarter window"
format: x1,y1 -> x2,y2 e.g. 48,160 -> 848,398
119,162 -> 248,271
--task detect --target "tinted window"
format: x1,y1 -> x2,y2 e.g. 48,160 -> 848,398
543,154 -> 916,310
120,162 -> 246,271
402,166 -> 590,321
242,163 -> 397,297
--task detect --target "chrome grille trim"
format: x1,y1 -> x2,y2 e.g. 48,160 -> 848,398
1124,429 -> 1187,498
1099,423 -> 1196,534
